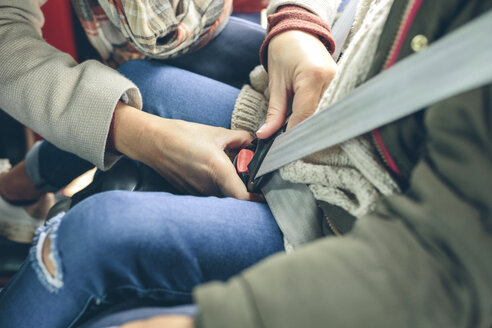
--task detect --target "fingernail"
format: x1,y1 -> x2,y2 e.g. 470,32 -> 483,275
256,124 -> 265,135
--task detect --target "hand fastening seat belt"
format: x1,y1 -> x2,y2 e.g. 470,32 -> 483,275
252,9 -> 492,248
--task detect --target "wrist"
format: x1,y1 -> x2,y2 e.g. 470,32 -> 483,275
112,102 -> 187,167
112,102 -> 154,161
260,5 -> 334,70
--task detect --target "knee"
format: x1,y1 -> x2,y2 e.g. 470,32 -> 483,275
117,59 -> 165,87
30,215 -> 64,292
64,191 -> 136,240
117,59 -> 147,79
29,192 -> 144,292
63,191 -> 165,253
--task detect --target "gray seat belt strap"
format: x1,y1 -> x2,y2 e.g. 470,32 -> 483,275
262,171 -> 324,247
261,0 -> 361,248
331,0 -> 360,61
257,9 -> 492,178
258,9 -> 492,249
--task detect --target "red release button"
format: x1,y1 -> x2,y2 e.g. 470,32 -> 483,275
236,149 -> 255,174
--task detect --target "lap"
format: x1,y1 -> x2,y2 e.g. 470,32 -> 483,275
60,191 -> 284,284
0,192 -> 282,328
118,61 -> 240,128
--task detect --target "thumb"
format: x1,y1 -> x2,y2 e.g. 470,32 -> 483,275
215,159 -> 266,202
214,154 -> 252,201
256,78 -> 289,139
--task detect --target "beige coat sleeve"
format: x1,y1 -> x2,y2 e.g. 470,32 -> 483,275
267,0 -> 342,24
0,0 -> 142,169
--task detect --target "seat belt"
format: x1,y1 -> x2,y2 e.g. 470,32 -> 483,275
252,9 -> 492,248
331,0 -> 360,61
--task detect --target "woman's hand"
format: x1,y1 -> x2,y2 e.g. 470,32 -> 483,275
256,30 -> 337,139
120,315 -> 193,328
113,103 -> 256,200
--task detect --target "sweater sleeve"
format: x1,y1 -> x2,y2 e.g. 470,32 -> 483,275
267,0 -> 341,23
259,5 -> 336,70
194,86 -> 492,327
0,0 -> 142,169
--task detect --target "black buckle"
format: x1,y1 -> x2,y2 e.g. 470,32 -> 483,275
233,127 -> 285,193
245,136 -> 275,193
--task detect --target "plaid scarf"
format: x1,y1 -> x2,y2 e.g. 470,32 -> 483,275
72,0 -> 232,67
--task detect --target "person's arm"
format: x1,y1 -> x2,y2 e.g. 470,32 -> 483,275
0,0 -> 142,169
112,103 -> 256,200
193,85 -> 492,327
255,1 -> 341,139
0,1 -> 253,199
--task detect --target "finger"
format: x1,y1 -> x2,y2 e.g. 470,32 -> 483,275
256,78 -> 289,139
166,173 -> 197,196
120,315 -> 193,328
222,129 -> 254,150
231,192 -> 265,203
160,165 -> 218,197
214,156 -> 252,200
184,169 -> 222,197
217,174 -> 250,200
248,193 -> 266,203
119,320 -> 144,328
287,81 -> 324,130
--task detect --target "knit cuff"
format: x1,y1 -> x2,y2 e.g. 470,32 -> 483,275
259,5 -> 335,70
231,85 -> 269,136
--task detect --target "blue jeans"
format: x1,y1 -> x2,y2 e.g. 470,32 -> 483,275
25,17 -> 265,191
0,191 -> 283,327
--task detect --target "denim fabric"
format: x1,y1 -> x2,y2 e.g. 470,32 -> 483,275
0,191 -> 283,328
24,16 -> 265,191
118,60 -> 240,129
165,16 -> 266,89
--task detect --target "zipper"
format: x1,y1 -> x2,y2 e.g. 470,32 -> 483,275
372,128 -> 395,174
325,217 -> 342,236
372,0 -> 424,177
382,0 -> 421,70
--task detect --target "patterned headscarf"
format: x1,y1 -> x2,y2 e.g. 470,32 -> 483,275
72,0 -> 232,66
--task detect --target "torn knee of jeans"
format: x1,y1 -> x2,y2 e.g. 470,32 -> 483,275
30,213 -> 65,292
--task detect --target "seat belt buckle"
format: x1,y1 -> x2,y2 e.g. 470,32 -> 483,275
233,145 -> 255,187
234,128 -> 283,193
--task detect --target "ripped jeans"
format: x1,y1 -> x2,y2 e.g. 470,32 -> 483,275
0,191 -> 283,327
